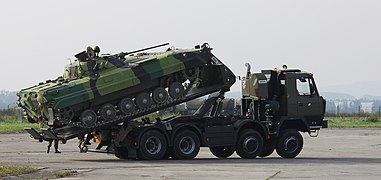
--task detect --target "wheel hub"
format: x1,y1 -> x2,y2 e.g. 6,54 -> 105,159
179,136 -> 195,155
243,137 -> 259,153
106,110 -> 112,115
284,136 -> 298,153
145,137 -> 162,155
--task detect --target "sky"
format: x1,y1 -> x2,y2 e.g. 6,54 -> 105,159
0,0 -> 380,95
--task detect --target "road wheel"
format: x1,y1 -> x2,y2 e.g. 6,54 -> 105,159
258,139 -> 276,158
135,93 -> 152,109
114,146 -> 129,159
236,129 -> 263,159
119,98 -> 135,114
169,82 -> 185,99
138,130 -> 167,160
209,146 -> 235,158
172,130 -> 200,160
152,87 -> 169,104
276,129 -> 303,158
100,104 -> 117,121
80,109 -> 97,127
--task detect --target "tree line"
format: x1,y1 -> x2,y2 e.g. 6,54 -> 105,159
0,107 -> 16,116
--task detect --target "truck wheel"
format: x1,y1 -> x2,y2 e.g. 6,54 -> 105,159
236,129 -> 263,159
114,146 -> 129,159
209,146 -> 235,158
258,139 -> 276,158
135,93 -> 152,109
276,129 -> 303,158
138,130 -> 167,160
172,130 -> 200,159
152,87 -> 169,104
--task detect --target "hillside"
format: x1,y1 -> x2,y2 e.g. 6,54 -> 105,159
320,80 -> 381,99
319,92 -> 357,100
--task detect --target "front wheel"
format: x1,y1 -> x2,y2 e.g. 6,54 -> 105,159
209,146 -> 235,158
236,129 -> 263,159
276,129 -> 303,158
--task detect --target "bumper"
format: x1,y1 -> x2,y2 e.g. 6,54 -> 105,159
309,120 -> 328,130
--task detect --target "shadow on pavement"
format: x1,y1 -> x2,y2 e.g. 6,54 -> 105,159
73,156 -> 381,165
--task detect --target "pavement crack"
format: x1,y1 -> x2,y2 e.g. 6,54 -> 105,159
265,171 -> 281,180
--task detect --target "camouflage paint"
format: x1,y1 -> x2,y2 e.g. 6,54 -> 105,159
17,45 -> 210,125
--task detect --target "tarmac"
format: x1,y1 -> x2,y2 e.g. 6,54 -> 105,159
0,129 -> 380,179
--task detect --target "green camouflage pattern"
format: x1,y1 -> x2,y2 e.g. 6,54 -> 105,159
17,44 -> 222,127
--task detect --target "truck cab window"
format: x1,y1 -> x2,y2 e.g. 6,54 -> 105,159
296,78 -> 311,96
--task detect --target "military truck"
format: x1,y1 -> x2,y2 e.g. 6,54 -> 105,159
20,43 -> 327,160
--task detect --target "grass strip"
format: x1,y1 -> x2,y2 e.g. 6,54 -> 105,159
0,123 -> 39,134
0,165 -> 37,177
327,117 -> 381,128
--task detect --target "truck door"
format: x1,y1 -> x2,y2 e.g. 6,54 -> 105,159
295,77 -> 324,118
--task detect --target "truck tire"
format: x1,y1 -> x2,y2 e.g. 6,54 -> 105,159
209,146 -> 235,158
114,146 -> 129,159
258,139 -> 276,158
172,130 -> 200,160
276,129 -> 303,158
236,129 -> 263,159
138,130 -> 167,160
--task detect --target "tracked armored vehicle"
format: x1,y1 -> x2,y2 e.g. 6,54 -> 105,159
18,43 -> 235,133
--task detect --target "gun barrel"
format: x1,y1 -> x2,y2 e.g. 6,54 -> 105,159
124,43 -> 169,56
